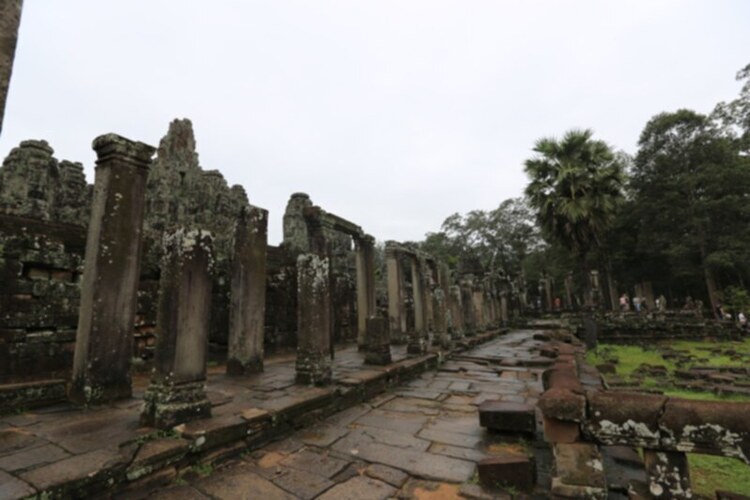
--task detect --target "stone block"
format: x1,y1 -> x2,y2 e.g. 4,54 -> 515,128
585,390 -> 666,446
659,398 -> 750,459
643,449 -> 691,498
175,415 -> 248,451
553,443 -> 606,490
543,365 -> 583,392
538,387 -> 586,421
477,454 -> 535,492
543,417 -> 581,443
478,400 -> 536,433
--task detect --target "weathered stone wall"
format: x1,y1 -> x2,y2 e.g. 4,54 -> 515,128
0,215 -> 85,383
0,140 -> 91,383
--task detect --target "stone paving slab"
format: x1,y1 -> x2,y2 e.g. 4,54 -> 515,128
141,330 -> 551,498
0,329 -> 535,498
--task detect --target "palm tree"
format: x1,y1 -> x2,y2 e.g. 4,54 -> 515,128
524,129 -> 625,310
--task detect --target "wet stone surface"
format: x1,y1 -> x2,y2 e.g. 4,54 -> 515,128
146,331 -> 549,498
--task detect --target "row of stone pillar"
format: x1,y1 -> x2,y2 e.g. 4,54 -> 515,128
385,242 -> 506,356
68,134 -> 267,413
65,133 -> 504,431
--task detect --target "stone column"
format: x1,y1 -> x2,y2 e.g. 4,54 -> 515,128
500,293 -> 508,324
643,450 -> 692,498
227,206 -> 268,375
363,316 -> 391,365
141,229 -> 213,429
448,284 -> 464,338
472,283 -> 485,332
433,288 -> 450,348
434,263 -> 451,347
69,134 -> 154,405
0,0 -> 22,137
296,253 -> 332,385
564,272 -> 574,310
424,265 -> 435,334
408,257 -> 427,354
461,279 -> 476,335
386,244 -> 406,343
356,235 -> 376,348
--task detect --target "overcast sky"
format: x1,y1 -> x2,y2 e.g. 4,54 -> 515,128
1,1 -> 748,244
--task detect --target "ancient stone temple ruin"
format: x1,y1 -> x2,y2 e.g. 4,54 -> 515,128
0,117 -> 505,408
2,117 -> 749,499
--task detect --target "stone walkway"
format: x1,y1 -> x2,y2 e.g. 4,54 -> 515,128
146,330 -> 553,499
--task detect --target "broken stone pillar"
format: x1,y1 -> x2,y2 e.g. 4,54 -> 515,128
644,450 -> 692,499
408,256 -> 428,354
69,134 -> 154,405
363,316 -> 391,365
0,0 -> 22,137
355,235 -> 376,348
386,244 -> 407,343
296,253 -> 332,385
227,206 -> 268,375
141,229 -> 213,429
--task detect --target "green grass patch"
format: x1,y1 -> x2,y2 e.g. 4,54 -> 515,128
689,454 -> 750,498
662,389 -> 750,402
586,345 -> 675,377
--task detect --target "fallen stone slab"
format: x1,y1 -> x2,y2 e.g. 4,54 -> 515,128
479,400 -> 536,434
538,387 -> 586,422
19,448 -> 130,497
477,454 -> 535,492
551,443 -> 607,498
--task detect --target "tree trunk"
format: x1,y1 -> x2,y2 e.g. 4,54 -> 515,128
704,266 -> 720,320
606,260 -> 618,312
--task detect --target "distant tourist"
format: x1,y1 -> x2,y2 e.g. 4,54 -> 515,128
619,293 -> 630,311
739,311 -> 747,330
656,294 -> 667,312
633,296 -> 642,312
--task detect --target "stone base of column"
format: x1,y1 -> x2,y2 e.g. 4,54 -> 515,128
364,346 -> 392,365
226,357 -> 264,376
438,334 -> 453,350
363,317 -> 392,365
407,336 -> 427,355
68,378 -> 132,406
295,351 -> 332,386
140,380 -> 211,430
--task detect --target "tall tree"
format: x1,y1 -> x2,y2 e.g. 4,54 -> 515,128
631,109 -> 750,317
524,129 -> 625,309
714,62 -> 750,153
